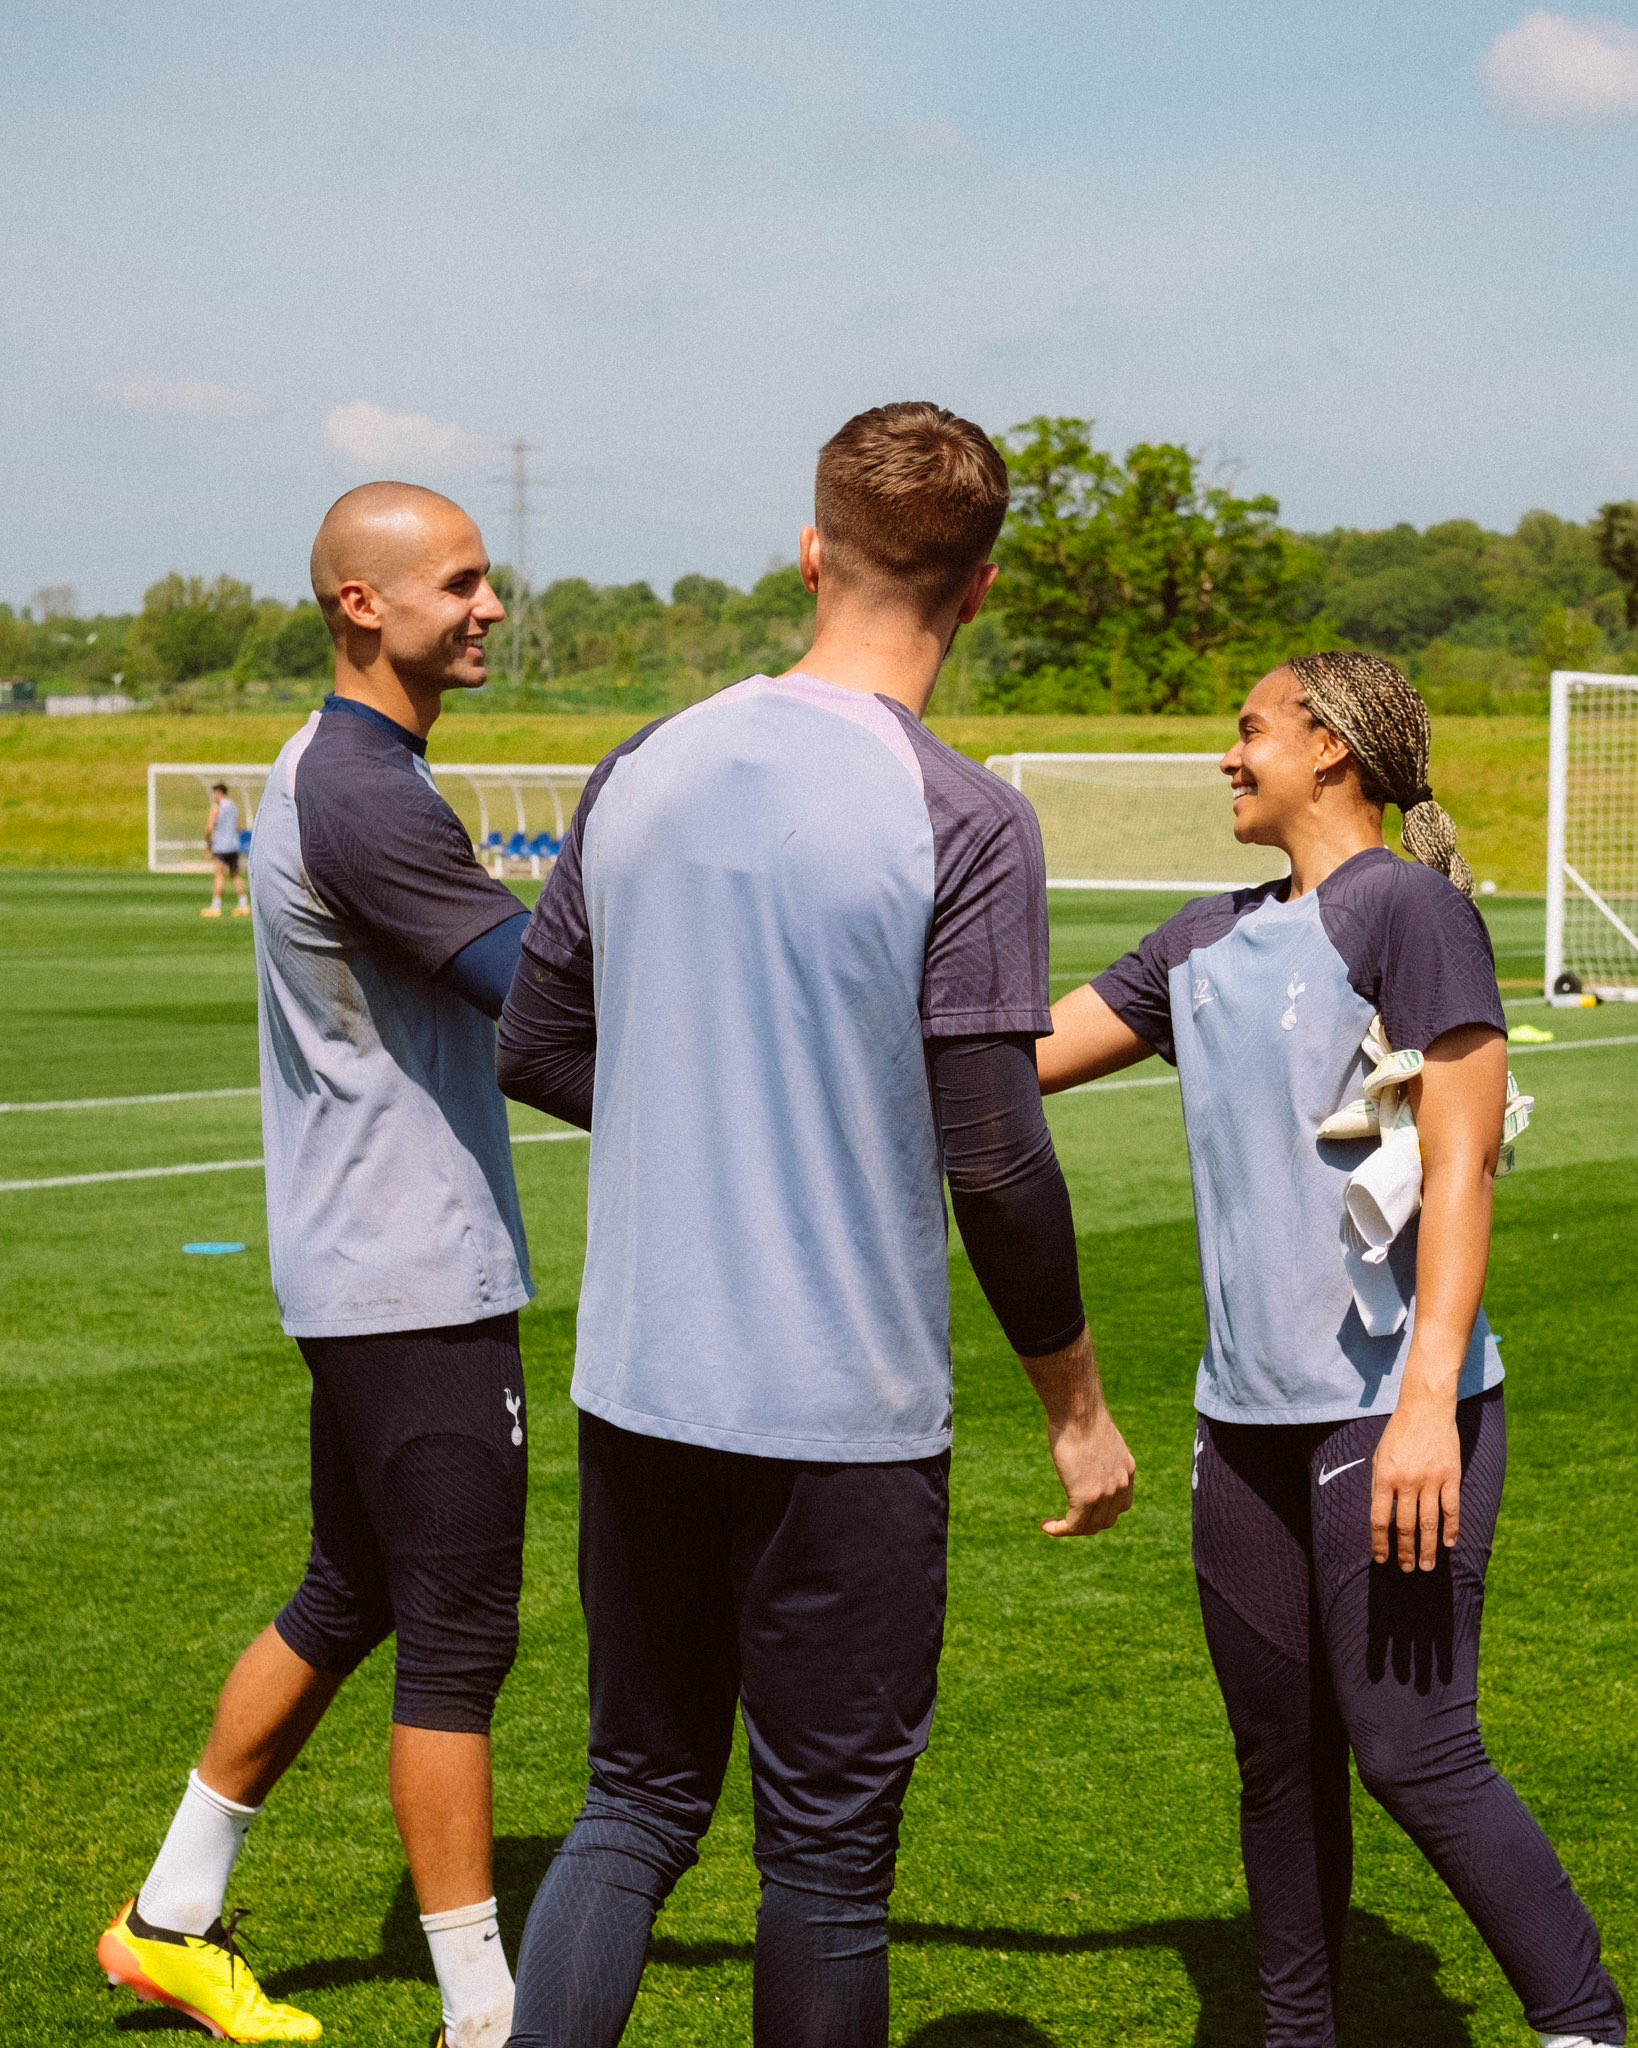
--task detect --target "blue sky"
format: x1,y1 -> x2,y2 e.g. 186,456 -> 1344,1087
4,0 -> 1637,611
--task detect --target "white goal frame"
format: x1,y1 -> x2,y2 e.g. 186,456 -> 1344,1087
985,751 -> 1288,891
148,762 -> 596,878
1545,671 -> 1638,1002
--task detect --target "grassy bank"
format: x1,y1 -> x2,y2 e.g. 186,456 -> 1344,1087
0,709 -> 1549,889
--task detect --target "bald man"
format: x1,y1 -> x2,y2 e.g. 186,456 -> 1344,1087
100,486 -> 533,2048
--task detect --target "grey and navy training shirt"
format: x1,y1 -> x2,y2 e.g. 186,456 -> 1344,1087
251,696 -> 533,1338
515,671 -> 1062,1462
1094,847 -> 1507,1425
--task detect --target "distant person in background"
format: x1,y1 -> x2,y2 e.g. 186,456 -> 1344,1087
101,485 -> 534,2048
202,782 -> 250,919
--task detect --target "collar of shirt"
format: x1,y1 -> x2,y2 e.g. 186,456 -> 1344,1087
322,692 -> 428,758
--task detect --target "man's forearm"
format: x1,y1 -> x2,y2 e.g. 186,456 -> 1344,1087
932,1035 -> 1085,1356
496,951 -> 597,1129
1018,1324 -> 1105,1432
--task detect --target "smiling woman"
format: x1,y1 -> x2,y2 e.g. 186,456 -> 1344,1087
1039,652 -> 1629,2048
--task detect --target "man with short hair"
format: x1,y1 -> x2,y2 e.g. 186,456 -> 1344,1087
202,780 -> 250,918
496,402 -> 1136,2048
101,485 -> 533,2048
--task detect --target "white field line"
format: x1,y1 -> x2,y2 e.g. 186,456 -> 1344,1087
0,1086 -> 260,1114
0,1127 -> 588,1194
3,1035 -> 1632,1193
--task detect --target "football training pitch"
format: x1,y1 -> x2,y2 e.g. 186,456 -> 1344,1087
2,872 -> 1633,2047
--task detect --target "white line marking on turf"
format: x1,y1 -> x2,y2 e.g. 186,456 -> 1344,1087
0,1086 -> 260,1114
0,1156 -> 266,1192
1061,1073 -> 1180,1097
1508,1032 -> 1638,1055
4,1039 -> 1630,1191
0,1127 -> 589,1193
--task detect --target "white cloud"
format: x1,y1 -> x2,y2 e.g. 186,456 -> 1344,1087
322,401 -> 487,473
1484,10 -> 1638,121
101,377 -> 262,417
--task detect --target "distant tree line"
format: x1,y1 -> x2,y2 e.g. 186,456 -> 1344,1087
7,422 -> 1637,715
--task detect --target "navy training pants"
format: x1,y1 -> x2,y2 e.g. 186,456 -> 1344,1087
1194,1387 -> 1625,2046
508,1411 -> 950,2048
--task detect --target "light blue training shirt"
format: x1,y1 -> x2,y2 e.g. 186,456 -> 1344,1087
521,673 -> 1053,1461
251,697 -> 533,1338
210,796 -> 241,856
1095,849 -> 1509,1425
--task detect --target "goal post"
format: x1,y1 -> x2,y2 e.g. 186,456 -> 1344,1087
148,762 -> 596,878
1545,671 -> 1638,1002
985,752 -> 1288,891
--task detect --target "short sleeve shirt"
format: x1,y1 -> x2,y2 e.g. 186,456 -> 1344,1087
1093,848 -> 1506,1423
523,672 -> 1052,1460
250,697 -> 533,1336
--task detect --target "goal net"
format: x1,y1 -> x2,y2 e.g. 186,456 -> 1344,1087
148,762 -> 595,878
1546,672 -> 1638,1001
986,753 -> 1288,890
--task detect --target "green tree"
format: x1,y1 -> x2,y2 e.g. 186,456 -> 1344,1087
1594,501 -> 1638,629
132,574 -> 257,681
990,418 -> 1308,710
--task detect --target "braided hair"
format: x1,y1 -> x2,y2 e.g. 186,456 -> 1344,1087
1286,650 -> 1474,898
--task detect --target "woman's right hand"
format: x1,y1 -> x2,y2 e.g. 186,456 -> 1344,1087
1037,985 -> 1156,1094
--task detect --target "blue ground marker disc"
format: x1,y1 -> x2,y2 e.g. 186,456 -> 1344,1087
183,1242 -> 247,1256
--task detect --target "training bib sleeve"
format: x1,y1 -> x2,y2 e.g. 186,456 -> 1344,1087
902,732 -> 1053,1038
297,742 -> 524,979
1318,856 -> 1506,1054
1093,893 -> 1248,1065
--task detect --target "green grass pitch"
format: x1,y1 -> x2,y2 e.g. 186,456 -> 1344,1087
0,872 -> 1632,2046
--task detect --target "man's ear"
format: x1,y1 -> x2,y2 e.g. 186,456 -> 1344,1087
337,579 -> 383,633
956,561 -> 999,626
797,527 -> 822,596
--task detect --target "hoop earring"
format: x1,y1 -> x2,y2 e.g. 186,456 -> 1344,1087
1312,765 -> 1326,801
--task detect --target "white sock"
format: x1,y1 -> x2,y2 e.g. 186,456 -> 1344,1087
419,1897 -> 513,2043
136,1770 -> 260,1935
1540,2037 -> 1604,2047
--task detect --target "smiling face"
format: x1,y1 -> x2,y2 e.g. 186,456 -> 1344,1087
1220,664 -> 1346,845
311,484 -> 506,699
369,504 -> 504,694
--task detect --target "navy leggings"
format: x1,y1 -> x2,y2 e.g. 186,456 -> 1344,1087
508,1413 -> 950,2048
1194,1388 -> 1625,2046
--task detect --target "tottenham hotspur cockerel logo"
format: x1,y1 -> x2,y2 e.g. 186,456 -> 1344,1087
503,1388 -> 523,1447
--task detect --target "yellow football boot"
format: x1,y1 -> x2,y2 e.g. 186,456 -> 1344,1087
99,1899 -> 322,2042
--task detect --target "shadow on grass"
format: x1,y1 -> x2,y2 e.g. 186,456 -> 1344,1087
157,1839 -> 1472,2048
652,1907 -> 1474,2048
258,1832 -> 562,1999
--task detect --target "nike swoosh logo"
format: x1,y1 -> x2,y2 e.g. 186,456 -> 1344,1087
483,1930 -> 499,1941
1317,1458 -> 1365,1487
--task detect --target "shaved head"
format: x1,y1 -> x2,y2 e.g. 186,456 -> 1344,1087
310,482 -> 473,640
307,482 -> 504,720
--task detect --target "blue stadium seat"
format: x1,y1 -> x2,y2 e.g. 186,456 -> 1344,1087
483,831 -> 505,853
529,833 -> 563,859
506,832 -> 528,859
239,829 -> 253,853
